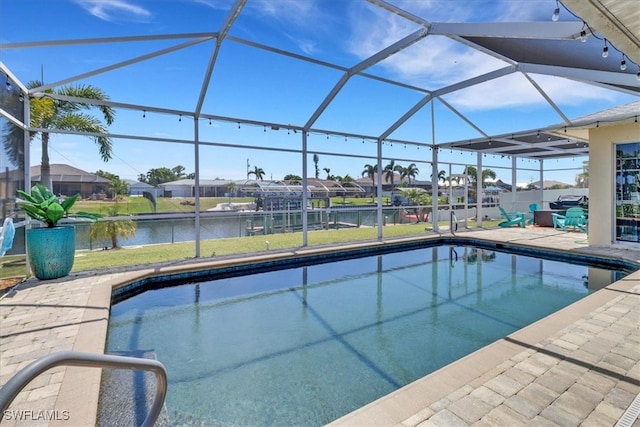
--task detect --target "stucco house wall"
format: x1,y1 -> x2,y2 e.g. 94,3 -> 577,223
589,122 -> 640,247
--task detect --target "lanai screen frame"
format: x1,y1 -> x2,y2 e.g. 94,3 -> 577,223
1,0 -> 639,257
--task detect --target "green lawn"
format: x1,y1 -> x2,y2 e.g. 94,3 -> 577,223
70,219 -> 500,272
1,202 -> 502,280
73,196 -> 254,215
73,196 -> 448,215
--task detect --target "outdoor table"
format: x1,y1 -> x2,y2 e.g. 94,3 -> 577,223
534,209 -> 566,227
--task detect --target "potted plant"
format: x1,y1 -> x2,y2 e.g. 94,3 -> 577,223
16,184 -> 99,279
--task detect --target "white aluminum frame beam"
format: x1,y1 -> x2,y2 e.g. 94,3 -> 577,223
195,0 -> 246,115
304,28 -> 428,130
30,37 -> 214,93
428,22 -> 585,40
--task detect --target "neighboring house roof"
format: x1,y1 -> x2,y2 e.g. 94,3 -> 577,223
526,180 -> 573,189
124,179 -> 155,188
30,164 -> 110,183
159,179 -> 231,187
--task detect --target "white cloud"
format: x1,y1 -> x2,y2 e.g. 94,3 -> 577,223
74,0 -> 152,23
445,73 -> 616,111
344,0 -> 611,111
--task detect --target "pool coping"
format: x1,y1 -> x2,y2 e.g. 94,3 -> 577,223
328,266 -> 640,426
1,227 -> 639,426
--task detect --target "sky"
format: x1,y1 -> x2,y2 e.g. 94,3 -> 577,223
1,0 -> 638,187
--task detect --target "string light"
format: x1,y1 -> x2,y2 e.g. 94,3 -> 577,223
620,54 -> 627,71
578,23 -> 587,42
238,122 -> 241,129
142,110 -> 146,118
5,75 -> 10,91
178,114 -> 182,122
551,1 -> 560,21
208,118 -> 212,125
602,40 -> 609,58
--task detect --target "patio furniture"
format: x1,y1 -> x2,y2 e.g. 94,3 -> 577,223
534,209 -> 566,227
528,203 -> 541,224
498,206 -> 526,228
0,218 -> 15,257
552,207 -> 587,232
549,195 -> 588,210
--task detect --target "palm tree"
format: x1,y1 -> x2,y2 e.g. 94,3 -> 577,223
225,181 -> 237,195
323,167 -> 331,180
248,166 -> 265,180
384,160 -> 403,187
399,188 -> 430,222
401,163 -> 419,185
362,163 -> 377,197
464,166 -> 497,187
6,81 -> 116,190
313,154 -> 320,179
108,177 -> 129,201
431,169 -> 446,183
89,203 -> 136,249
575,171 -> 589,188
482,169 -> 497,186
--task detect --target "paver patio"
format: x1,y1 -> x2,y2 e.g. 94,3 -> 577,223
1,227 -> 639,426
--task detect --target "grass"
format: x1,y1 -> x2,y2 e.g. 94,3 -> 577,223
0,211 -> 500,278
73,196 -> 447,215
70,219 -> 501,272
73,196 -> 254,215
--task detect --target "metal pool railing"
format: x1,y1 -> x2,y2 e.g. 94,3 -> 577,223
0,351 -> 168,427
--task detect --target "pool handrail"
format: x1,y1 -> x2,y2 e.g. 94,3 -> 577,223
0,351 -> 167,427
450,210 -> 458,235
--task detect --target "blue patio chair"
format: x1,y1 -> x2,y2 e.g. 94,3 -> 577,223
552,207 -> 587,232
528,203 -> 541,225
0,218 -> 16,257
498,206 -> 526,228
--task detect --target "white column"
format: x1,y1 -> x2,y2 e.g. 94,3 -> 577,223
539,159 -> 544,208
431,147 -> 439,232
377,138 -> 383,240
193,116 -> 201,258
302,131 -> 308,246
477,152 -> 483,227
511,156 -> 517,210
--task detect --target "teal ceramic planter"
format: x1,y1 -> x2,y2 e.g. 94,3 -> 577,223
26,226 -> 76,280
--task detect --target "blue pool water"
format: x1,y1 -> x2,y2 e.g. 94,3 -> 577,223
105,245 -> 626,426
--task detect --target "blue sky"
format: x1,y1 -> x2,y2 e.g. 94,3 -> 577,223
1,0 -> 637,186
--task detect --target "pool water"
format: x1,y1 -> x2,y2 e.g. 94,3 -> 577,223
105,245 -> 625,426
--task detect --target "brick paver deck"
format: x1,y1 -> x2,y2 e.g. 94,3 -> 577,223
1,227 -> 639,426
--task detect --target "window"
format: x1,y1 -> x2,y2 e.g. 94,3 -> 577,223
615,142 -> 640,243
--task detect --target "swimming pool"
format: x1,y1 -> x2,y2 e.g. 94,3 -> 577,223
105,244 -> 628,426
